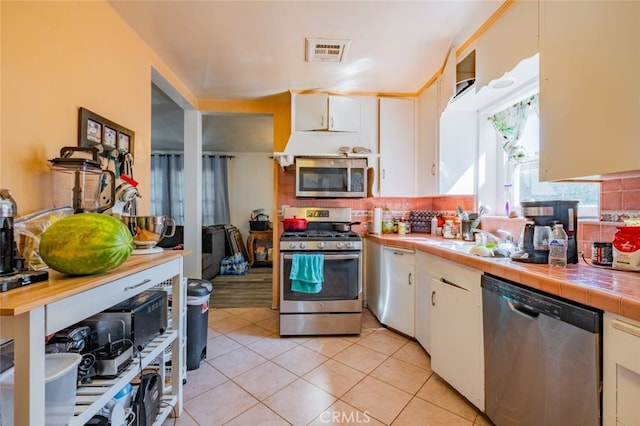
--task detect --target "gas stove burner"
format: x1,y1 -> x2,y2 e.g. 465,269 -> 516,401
280,230 -> 361,241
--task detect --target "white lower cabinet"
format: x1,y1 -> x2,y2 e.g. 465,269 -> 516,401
414,252 -> 433,353
603,313 -> 640,426
365,239 -> 382,318
380,247 -> 415,336
429,256 -> 484,410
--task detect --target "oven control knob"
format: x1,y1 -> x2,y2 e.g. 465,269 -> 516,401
336,242 -> 344,249
288,242 -> 298,249
299,242 -> 306,249
317,241 -> 326,249
345,242 -> 353,249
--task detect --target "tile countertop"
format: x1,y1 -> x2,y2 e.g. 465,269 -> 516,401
368,234 -> 640,322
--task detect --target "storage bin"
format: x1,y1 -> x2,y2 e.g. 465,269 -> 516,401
0,353 -> 81,425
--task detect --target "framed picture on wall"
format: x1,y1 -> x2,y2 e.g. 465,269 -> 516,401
78,107 -> 134,159
118,132 -> 130,153
103,126 -> 117,150
86,118 -> 102,145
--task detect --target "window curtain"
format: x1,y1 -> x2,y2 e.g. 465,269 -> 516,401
202,155 -> 231,225
150,153 -> 231,226
150,153 -> 184,224
489,94 -> 539,164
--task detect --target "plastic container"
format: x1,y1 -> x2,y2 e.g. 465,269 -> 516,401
0,353 -> 81,425
591,242 -> 613,267
381,210 -> 394,234
186,279 -> 214,370
430,216 -> 438,236
549,224 -> 568,268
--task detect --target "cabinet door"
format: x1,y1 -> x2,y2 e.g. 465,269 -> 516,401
379,97 -> 416,197
365,239 -> 382,318
294,93 -> 328,131
328,96 -> 361,132
381,247 -> 415,336
416,83 -> 438,196
415,252 -> 433,352
539,1 -> 640,180
438,47 -> 456,115
294,94 -> 361,132
603,313 -> 640,426
431,276 -> 484,410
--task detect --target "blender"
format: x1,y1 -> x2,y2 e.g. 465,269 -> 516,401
49,147 -> 115,214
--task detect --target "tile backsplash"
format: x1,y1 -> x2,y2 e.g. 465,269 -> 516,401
277,166 -> 640,259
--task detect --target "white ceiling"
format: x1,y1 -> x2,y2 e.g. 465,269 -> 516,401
114,1 -> 507,152
110,0 -> 504,100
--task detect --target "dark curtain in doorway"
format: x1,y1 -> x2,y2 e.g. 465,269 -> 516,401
150,153 -> 231,226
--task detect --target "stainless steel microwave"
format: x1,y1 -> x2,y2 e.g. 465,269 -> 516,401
295,157 -> 367,198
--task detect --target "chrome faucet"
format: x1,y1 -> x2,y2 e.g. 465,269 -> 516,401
472,229 -> 513,245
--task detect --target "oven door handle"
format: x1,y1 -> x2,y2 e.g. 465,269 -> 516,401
283,254 -> 360,261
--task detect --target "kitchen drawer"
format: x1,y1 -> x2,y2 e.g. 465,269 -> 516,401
46,258 -> 180,334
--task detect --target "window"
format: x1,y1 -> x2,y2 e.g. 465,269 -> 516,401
507,108 -> 600,218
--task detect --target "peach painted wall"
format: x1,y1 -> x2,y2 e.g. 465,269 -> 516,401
1,1 -> 196,215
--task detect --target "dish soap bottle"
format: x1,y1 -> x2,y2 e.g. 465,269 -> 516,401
549,223 -> 568,268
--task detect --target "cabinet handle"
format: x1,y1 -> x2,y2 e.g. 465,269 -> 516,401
431,163 -> 436,176
431,290 -> 436,306
382,169 -> 386,179
330,116 -> 334,129
321,115 -> 325,127
124,278 -> 151,291
408,273 -> 412,285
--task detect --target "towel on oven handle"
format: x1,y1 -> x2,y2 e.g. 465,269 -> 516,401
290,253 -> 324,293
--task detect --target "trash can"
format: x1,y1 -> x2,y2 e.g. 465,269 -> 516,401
186,279 -> 213,371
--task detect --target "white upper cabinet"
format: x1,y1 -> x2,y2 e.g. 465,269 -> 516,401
475,0 -> 538,90
416,82 -> 438,196
294,93 -> 361,132
379,97 -> 416,196
439,47 -> 456,114
539,0 -> 640,180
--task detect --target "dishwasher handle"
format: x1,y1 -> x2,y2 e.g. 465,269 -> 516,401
507,299 -> 540,319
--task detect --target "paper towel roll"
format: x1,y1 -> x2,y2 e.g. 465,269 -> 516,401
372,207 -> 382,235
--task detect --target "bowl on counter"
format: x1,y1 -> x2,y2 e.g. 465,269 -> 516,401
120,215 -> 176,248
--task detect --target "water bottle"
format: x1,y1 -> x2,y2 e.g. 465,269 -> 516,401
549,223 -> 568,268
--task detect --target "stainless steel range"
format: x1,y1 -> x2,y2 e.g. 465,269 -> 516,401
279,206 -> 362,336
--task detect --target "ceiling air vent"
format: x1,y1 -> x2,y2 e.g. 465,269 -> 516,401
305,38 -> 351,63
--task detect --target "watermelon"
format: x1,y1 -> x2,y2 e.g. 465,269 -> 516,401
39,213 -> 134,275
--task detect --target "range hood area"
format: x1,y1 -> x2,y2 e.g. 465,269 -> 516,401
275,94 -> 379,167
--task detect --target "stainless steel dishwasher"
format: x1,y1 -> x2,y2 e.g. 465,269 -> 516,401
482,274 -> 602,426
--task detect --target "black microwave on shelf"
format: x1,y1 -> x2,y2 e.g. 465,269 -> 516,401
295,157 -> 367,198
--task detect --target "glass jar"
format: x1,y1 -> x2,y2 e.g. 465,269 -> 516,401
381,210 -> 395,234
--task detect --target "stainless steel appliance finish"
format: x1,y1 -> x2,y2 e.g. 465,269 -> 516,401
279,206 -> 362,335
482,274 -> 602,426
295,157 -> 367,198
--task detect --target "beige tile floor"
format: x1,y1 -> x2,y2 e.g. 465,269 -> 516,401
163,308 -> 493,426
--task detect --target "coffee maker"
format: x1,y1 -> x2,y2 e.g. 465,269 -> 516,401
512,200 -> 579,264
0,189 -> 49,292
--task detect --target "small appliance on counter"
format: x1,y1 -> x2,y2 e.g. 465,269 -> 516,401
512,200 -> 579,264
49,147 -> 116,213
0,189 -> 49,292
109,175 -> 141,219
87,290 -> 168,352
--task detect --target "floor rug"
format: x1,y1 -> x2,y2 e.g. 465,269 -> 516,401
210,267 -> 273,308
